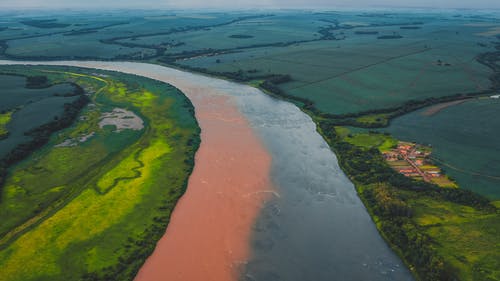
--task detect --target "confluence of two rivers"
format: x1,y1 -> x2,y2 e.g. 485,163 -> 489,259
0,61 -> 413,281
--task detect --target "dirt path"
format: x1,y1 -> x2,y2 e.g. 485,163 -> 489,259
421,99 -> 470,116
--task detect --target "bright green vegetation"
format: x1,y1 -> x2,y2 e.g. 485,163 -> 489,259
1,9 -> 499,281
339,128 -> 397,152
318,123 -> 499,281
0,111 -> 12,139
386,98 -> 500,200
405,191 -> 500,281
0,66 -> 200,281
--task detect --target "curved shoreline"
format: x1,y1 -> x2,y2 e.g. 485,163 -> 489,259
0,60 -> 413,281
134,93 -> 274,281
0,60 -> 274,281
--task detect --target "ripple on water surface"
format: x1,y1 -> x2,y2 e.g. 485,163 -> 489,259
0,60 -> 413,281
234,87 -> 413,281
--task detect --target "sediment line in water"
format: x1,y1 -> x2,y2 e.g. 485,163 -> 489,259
0,60 -> 274,281
0,60 -> 413,281
133,92 -> 274,281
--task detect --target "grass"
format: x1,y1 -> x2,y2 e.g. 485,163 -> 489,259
0,111 -> 12,139
355,113 -> 390,126
332,125 -> 499,280
430,176 -> 458,188
0,66 -> 200,281
400,190 -> 500,281
339,127 -> 398,152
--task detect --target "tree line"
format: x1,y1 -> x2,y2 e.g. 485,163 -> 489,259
0,79 -> 89,201
317,120 -> 495,280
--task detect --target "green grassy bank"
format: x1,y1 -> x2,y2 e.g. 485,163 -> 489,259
0,66 -> 200,281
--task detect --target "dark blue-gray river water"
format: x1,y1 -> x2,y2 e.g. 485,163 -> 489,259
0,60 -> 413,281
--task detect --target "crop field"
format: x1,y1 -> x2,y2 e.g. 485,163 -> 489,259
1,11 -> 497,115
0,66 -> 200,281
1,9 -> 499,281
386,98 -> 500,199
0,11 -> 253,59
121,14 -> 325,54
333,126 -> 500,281
173,13 -> 495,114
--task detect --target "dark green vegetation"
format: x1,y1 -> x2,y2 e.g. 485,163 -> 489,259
308,37 -> 500,280
386,98 -> 500,199
0,73 -> 82,158
355,30 -> 379,34
0,66 -> 200,281
377,34 -> 403,39
229,34 -> 254,39
0,9 -> 499,281
0,11 -> 493,114
20,19 -> 71,29
318,125 -> 499,281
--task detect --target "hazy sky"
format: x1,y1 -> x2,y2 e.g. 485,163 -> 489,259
0,0 -> 499,9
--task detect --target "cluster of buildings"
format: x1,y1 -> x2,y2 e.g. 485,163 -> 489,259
383,141 -> 444,183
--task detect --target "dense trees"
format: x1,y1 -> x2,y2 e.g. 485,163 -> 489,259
25,75 -> 49,88
3,93 -> 89,166
316,120 -> 495,280
0,83 -> 89,201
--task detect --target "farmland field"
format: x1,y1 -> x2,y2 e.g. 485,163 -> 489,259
1,11 -> 497,115
332,126 -> 500,281
385,97 -> 500,199
0,8 -> 499,281
0,65 -> 200,281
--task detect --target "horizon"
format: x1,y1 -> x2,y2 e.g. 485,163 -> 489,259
1,0 -> 500,10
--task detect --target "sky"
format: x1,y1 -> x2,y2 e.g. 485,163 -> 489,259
0,0 -> 499,9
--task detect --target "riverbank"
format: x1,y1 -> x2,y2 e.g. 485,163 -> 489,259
0,60 -> 414,281
0,66 -> 201,281
315,121 -> 499,280
233,46 -> 500,279
134,85 -> 274,281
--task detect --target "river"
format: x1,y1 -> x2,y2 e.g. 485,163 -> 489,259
0,60 -> 413,281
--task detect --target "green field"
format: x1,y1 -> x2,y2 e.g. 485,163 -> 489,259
0,66 -> 200,281
337,127 -> 398,152
173,13 -> 494,114
329,126 -> 500,281
386,98 -> 500,199
0,111 -> 12,139
1,9 -> 499,281
1,11 -> 496,115
402,189 -> 500,281
0,11 -> 253,59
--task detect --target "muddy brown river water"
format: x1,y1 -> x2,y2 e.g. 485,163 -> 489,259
0,60 -> 413,281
